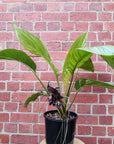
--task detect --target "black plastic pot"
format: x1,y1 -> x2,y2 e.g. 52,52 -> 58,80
44,110 -> 78,144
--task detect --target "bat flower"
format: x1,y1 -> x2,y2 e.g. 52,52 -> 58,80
47,82 -> 67,108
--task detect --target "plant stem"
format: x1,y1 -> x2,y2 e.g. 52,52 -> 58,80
33,72 -> 50,95
68,69 -> 79,96
66,90 -> 79,113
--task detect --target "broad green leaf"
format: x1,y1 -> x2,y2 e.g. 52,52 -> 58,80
101,56 -> 114,69
11,23 -> 59,78
78,45 -> 114,56
0,49 -> 36,72
78,46 -> 114,69
75,78 -> 114,91
25,91 -> 48,107
62,32 -> 94,86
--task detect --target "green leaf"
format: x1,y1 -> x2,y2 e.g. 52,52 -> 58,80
75,78 -> 114,91
78,45 -> 114,56
0,49 -> 36,72
62,32 -> 94,86
80,58 -> 94,72
24,91 -> 48,107
78,46 -> 114,69
11,23 -> 59,78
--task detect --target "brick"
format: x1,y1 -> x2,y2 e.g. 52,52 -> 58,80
34,4 -> 47,11
0,92 -> 10,101
30,0 -> 46,1
3,0 -> 26,1
93,105 -> 106,114
62,22 -> 74,31
77,115 -> 98,125
41,32 -> 68,41
92,126 -> 106,136
89,3 -> 102,11
90,22 -> 103,31
47,42 -> 61,51
20,22 -> 33,31
98,138 -> 112,144
12,92 -> 33,102
0,113 -> 9,122
49,61 -> 62,71
5,123 -> 17,133
21,82 -> 34,91
93,86 -> 106,93
19,103 -> 31,112
33,124 -> 45,134
49,52 -> 67,60
11,113 -> 38,123
70,12 -> 97,21
0,123 -> 3,132
108,105 -> 114,114
42,13 -> 68,21
33,124 -> 39,134
77,104 -> 91,114
99,94 -> 112,104
11,135 -> 38,144
35,22 -> 46,31
0,135 -> 9,143
77,73 -> 97,80
41,72 -> 57,81
104,3 -> 114,11
14,13 -> 40,21
70,94 -> 98,103
76,22 -> 88,31
5,103 -> 17,111
7,82 -> 19,91
62,42 -> 72,51
33,103 -> 46,113
0,62 -> 4,70
0,32 -> 13,41
1,22 -> 7,34
98,32 -> 111,41
0,4 -> 6,12
48,22 -> 60,31
0,42 -> 5,50
12,72 -> 37,81
104,22 -> 114,31
88,32 -> 97,41
0,13 -> 13,21
94,62 -> 106,72
0,103 -> 3,111
19,124 -> 32,133
37,61 -> 48,71
48,3 -> 60,11
108,127 -> 114,136
21,3 -> 33,11
75,3 -> 88,11
78,137 -> 96,144
78,126 -> 91,135
70,32 -> 83,40
38,124 -> 45,134
6,61 -> 19,71
98,73 -> 111,82
98,12 -> 112,21
99,116 -> 112,125
35,81 -> 48,91
63,3 -> 74,11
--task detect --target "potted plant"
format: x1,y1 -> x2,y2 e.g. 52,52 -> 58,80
0,23 -> 114,144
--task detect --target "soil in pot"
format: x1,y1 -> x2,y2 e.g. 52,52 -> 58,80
44,110 -> 78,144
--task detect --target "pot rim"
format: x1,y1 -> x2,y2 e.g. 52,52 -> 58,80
44,110 -> 78,122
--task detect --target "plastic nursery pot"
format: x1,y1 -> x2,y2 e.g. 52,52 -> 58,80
44,110 -> 78,144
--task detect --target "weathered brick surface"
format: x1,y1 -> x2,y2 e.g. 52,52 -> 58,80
0,0 -> 114,143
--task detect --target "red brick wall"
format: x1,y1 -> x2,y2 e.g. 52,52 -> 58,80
0,0 -> 114,144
